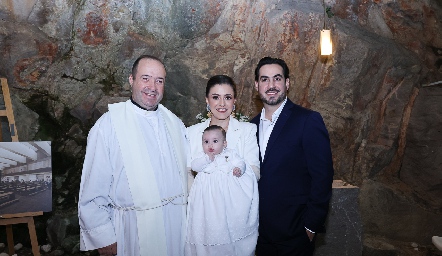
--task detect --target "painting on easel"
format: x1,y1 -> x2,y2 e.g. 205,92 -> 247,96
0,141 -> 52,215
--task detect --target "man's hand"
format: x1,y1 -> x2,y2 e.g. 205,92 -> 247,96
98,242 -> 117,256
306,230 -> 315,242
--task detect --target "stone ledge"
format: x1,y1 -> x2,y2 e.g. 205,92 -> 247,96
314,180 -> 362,256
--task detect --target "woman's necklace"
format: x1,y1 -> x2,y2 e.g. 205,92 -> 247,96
210,119 -> 229,132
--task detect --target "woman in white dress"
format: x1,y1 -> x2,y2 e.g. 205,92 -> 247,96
185,75 -> 260,256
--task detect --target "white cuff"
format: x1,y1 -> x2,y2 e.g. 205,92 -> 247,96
305,227 -> 315,233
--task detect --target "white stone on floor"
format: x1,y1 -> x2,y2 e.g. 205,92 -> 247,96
13,243 -> 22,250
41,244 -> 52,252
433,236 -> 442,251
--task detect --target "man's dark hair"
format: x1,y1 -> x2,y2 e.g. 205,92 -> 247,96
206,75 -> 237,97
131,55 -> 165,78
254,57 -> 290,81
203,125 -> 226,140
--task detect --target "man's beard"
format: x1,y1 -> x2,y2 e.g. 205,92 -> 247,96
259,89 -> 287,106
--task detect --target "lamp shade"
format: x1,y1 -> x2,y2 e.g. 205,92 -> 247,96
320,29 -> 332,55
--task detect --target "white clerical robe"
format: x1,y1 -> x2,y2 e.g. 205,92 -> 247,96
78,100 -> 188,255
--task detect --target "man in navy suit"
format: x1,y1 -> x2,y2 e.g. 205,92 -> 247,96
251,57 -> 334,255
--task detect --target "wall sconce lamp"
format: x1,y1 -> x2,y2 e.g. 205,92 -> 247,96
320,1 -> 333,56
320,29 -> 332,55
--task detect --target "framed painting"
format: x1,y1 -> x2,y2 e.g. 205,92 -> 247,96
0,141 -> 52,215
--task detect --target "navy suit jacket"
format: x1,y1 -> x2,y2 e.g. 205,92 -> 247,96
251,99 -> 334,242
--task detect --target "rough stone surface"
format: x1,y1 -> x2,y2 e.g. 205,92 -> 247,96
11,95 -> 39,141
46,215 -> 69,248
314,187 -> 363,256
0,0 -> 441,254
360,180 -> 442,245
399,87 -> 442,210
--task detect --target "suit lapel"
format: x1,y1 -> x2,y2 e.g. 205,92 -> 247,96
262,100 -> 294,164
226,118 -> 241,149
250,116 -> 262,163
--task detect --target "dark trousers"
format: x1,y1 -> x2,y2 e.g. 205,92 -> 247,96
256,233 -> 315,256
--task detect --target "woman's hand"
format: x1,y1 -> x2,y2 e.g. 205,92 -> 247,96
98,242 -> 117,256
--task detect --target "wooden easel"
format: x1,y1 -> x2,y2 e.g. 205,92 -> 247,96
0,212 -> 42,256
0,78 -> 41,256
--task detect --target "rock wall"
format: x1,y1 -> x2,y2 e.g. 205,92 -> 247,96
0,0 -> 441,254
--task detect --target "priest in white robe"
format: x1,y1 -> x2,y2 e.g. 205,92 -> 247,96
78,55 -> 189,256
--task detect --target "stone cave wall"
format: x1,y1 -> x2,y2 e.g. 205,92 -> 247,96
0,0 -> 441,254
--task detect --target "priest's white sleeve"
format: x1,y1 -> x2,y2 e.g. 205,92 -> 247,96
78,116 -> 117,251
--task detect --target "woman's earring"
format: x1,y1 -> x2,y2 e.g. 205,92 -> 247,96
231,105 -> 236,117
207,104 -> 212,118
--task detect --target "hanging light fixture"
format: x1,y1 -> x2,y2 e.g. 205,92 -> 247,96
320,0 -> 332,56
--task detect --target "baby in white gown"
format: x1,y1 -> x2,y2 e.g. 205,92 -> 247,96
185,125 -> 258,256
191,126 -> 245,177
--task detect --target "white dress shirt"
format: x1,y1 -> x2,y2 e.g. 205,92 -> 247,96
258,98 -> 288,160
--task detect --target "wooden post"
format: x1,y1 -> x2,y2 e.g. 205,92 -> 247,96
28,216 -> 40,256
0,77 -> 18,142
6,224 -> 14,255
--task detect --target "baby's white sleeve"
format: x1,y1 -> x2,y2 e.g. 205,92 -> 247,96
230,150 -> 246,175
191,152 -> 213,173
